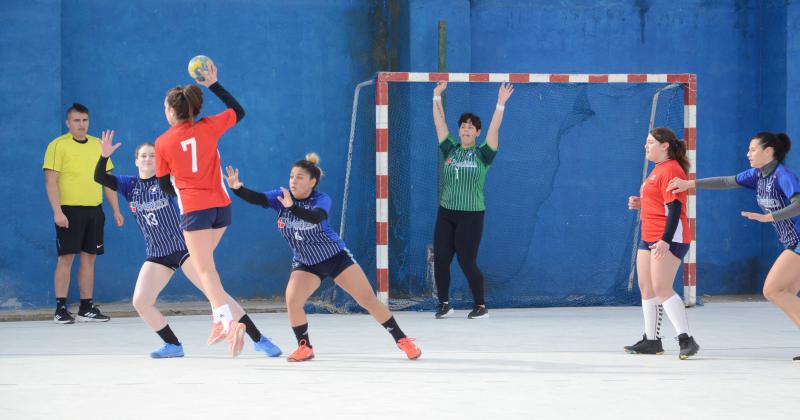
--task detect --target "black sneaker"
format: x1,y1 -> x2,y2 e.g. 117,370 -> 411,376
77,305 -> 110,322
793,355 -> 799,362
467,306 -> 489,319
677,333 -> 699,360
624,334 -> 664,355
54,307 -> 75,324
434,302 -> 454,319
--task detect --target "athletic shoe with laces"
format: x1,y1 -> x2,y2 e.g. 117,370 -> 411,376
207,321 -> 225,345
77,305 -> 110,322
793,355 -> 800,362
677,333 -> 700,360
150,343 -> 184,359
226,321 -> 246,357
253,336 -> 282,357
435,302 -> 454,319
287,340 -> 315,362
467,306 -> 489,319
624,334 -> 664,355
397,337 -> 422,360
54,307 -> 75,324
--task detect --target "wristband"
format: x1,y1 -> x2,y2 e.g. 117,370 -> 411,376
433,96 -> 442,102
496,104 -> 505,111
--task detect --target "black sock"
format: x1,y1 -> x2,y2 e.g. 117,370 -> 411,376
292,323 -> 311,348
238,314 -> 263,342
381,316 -> 407,342
156,325 -> 180,345
56,298 -> 67,310
79,299 -> 93,312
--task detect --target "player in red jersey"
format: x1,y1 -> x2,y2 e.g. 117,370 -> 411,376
155,60 -> 250,356
625,127 -> 700,360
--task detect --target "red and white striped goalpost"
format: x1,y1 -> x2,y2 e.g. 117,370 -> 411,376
374,72 -> 698,307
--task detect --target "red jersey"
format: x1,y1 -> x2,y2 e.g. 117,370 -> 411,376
640,159 -> 691,243
155,108 -> 236,214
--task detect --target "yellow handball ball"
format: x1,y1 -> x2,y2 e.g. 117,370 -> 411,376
188,55 -> 211,81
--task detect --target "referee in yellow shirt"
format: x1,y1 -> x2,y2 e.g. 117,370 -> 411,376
43,103 -> 123,324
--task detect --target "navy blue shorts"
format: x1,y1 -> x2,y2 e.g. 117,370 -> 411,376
638,240 -> 690,260
181,205 -> 232,231
146,250 -> 190,271
292,250 -> 356,280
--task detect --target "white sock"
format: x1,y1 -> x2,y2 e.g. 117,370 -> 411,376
660,294 -> 689,336
642,298 -> 662,340
212,304 -> 233,333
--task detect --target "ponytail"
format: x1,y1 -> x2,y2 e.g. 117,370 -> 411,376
650,127 -> 691,174
165,85 -> 204,122
754,131 -> 792,162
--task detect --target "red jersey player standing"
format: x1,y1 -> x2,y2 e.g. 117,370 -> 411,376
155,59 -> 250,356
625,127 -> 700,360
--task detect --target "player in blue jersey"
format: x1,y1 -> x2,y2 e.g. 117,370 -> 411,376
668,131 -> 800,362
225,153 -> 421,362
94,130 -> 281,359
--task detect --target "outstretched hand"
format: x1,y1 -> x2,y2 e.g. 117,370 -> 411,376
100,130 -> 121,158
277,187 -> 293,208
741,211 -> 773,223
224,165 -> 243,189
497,82 -> 514,105
197,59 -> 218,88
433,80 -> 447,96
666,177 -> 692,193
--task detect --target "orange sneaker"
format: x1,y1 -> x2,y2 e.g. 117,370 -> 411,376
226,321 -> 246,357
207,321 -> 225,345
287,340 -> 315,362
397,337 -> 421,360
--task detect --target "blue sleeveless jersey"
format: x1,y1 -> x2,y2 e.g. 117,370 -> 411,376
736,164 -> 800,248
117,175 -> 187,258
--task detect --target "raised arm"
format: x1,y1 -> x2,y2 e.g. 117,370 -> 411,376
432,81 -> 449,142
96,130 -> 123,226
94,130 -> 121,191
485,82 -> 514,150
197,60 -> 245,123
225,166 -> 269,206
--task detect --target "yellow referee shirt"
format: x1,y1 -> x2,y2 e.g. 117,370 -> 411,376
42,133 -> 114,206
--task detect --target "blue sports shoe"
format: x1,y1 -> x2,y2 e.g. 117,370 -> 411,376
253,336 -> 282,357
150,343 -> 184,359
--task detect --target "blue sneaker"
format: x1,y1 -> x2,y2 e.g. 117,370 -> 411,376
149,343 -> 184,359
253,336 -> 282,357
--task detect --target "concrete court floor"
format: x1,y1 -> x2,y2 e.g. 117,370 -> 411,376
1,302 -> 798,420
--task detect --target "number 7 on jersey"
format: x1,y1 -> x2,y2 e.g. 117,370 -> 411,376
180,138 -> 198,173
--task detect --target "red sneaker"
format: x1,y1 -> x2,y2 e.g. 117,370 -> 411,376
287,340 -> 315,362
397,337 -> 421,360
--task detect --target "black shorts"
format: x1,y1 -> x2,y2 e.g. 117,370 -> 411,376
55,205 -> 105,256
638,240 -> 690,260
146,250 -> 190,271
181,205 -> 232,231
292,250 -> 356,280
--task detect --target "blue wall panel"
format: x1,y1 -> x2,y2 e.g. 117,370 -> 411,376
1,0 -> 796,308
